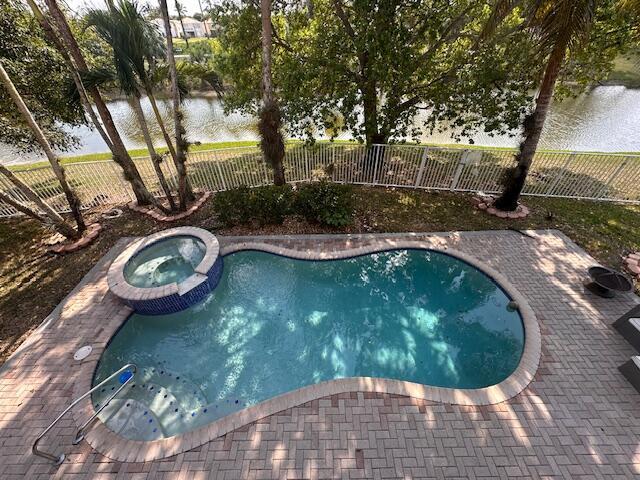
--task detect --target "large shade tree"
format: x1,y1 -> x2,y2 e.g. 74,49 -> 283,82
213,0 -> 538,146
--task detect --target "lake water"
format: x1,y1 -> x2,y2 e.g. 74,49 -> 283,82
4,86 -> 640,165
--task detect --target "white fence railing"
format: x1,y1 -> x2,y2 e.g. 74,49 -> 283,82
1,143 -> 640,218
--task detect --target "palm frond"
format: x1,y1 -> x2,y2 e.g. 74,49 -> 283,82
479,0 -> 523,41
85,0 -> 164,95
535,0 -> 596,52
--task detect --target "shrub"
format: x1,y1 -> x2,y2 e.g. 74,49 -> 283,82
251,184 -> 294,225
295,181 -> 354,227
212,186 -> 253,226
213,185 -> 293,226
213,182 -> 354,228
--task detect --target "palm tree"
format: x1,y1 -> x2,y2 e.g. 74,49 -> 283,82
160,0 -> 194,210
259,0 -> 286,185
0,62 -> 85,237
43,0 -> 160,208
86,1 -> 177,211
175,1 -> 189,47
494,0 -> 597,211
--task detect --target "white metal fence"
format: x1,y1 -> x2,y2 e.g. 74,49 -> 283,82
2,143 -> 640,218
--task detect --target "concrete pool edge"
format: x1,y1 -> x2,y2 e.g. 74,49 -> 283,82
73,237 -> 541,463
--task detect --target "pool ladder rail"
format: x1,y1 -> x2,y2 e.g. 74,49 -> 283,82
32,363 -> 137,465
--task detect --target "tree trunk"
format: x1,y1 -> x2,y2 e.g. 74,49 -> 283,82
0,190 -> 46,222
44,0 -> 158,207
146,88 -> 179,163
197,0 -> 210,37
176,2 -> 189,47
361,77 -> 384,146
495,43 -> 566,212
161,0 -> 194,210
131,92 -> 176,211
259,0 -> 286,186
0,62 -> 86,234
0,165 -> 78,239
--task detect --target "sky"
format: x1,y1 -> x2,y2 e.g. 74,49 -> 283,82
63,0 -> 211,17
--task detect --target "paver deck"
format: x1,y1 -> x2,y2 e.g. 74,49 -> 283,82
1,230 -> 639,479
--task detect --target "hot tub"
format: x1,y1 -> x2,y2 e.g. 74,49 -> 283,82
107,227 -> 222,315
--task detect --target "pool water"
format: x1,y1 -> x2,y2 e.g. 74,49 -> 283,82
123,235 -> 206,288
93,249 -> 524,440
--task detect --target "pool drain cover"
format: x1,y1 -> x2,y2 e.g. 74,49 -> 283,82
74,345 -> 92,361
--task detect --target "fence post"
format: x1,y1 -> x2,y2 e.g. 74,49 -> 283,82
214,159 -> 227,191
450,150 -> 470,191
372,145 -> 382,184
414,146 -> 430,188
545,152 -> 576,196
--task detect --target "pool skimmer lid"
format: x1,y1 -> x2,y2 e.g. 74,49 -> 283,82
74,345 -> 92,361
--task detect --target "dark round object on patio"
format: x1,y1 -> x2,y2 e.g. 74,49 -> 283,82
585,266 -> 634,298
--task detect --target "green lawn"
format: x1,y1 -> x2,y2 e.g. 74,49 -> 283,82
11,139 -> 640,173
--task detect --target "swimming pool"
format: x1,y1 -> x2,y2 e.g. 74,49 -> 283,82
93,248 -> 525,440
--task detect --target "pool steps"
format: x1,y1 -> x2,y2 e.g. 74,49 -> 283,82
94,366 -> 217,440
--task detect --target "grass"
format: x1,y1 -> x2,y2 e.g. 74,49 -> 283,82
11,139 -> 640,173
8,141 -> 264,171
0,186 -> 639,366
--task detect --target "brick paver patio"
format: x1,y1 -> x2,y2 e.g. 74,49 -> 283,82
1,229 -> 639,479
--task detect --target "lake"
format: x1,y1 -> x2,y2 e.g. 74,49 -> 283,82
3,86 -> 640,165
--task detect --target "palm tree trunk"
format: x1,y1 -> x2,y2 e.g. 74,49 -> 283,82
0,190 -> 46,222
145,88 -> 178,163
0,62 -> 86,234
259,0 -> 286,186
43,0 -> 158,208
160,0 -> 194,210
131,92 -> 177,211
0,165 -> 78,239
495,42 -> 566,211
197,0 -> 210,37
176,1 -> 189,48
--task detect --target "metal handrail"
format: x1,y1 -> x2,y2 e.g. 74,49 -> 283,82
32,363 -> 137,465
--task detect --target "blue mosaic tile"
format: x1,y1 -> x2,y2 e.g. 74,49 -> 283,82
125,256 -> 224,315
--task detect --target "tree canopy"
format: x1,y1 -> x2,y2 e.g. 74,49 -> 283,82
212,0 -> 634,145
0,0 -> 85,152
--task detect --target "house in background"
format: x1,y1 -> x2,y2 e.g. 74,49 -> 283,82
151,17 -> 214,39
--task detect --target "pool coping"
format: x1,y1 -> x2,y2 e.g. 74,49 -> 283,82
106,226 -> 220,302
72,237 -> 541,463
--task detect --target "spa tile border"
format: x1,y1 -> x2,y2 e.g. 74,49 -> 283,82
106,226 -> 220,303
73,237 -> 541,463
